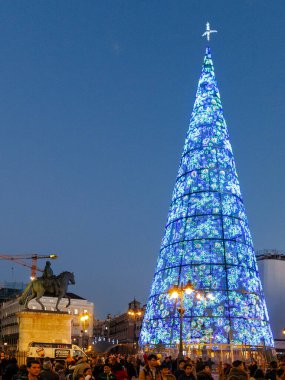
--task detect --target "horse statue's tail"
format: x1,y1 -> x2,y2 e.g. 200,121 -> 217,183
18,282 -> 33,305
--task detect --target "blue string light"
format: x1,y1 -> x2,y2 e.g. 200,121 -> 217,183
139,47 -> 274,348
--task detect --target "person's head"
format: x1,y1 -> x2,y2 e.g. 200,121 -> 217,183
109,357 -> 117,364
178,360 -> 186,370
55,364 -> 64,373
276,369 -> 284,380
91,357 -> 98,366
78,376 -> 85,380
270,361 -> 278,369
232,361 -> 244,370
84,368 -> 92,377
103,364 -> 112,374
202,365 -> 211,374
27,360 -> 41,378
43,360 -> 52,370
185,364 -> 193,376
147,354 -> 158,368
161,365 -> 169,376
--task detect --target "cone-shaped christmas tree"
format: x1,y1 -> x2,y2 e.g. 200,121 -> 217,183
140,47 -> 274,348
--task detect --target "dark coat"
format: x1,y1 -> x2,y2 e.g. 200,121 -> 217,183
227,367 -> 248,380
178,374 -> 196,380
125,362 -> 137,379
265,369 -> 277,380
175,370 -> 185,380
197,372 -> 214,380
39,369 -> 59,380
3,362 -> 19,380
98,373 -> 117,380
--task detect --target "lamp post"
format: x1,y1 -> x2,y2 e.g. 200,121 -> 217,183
128,300 -> 143,353
168,281 -> 194,360
80,313 -> 89,349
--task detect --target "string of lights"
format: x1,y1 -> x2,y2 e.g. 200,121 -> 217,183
139,47 -> 274,349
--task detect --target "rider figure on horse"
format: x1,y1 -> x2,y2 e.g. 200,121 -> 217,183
42,261 -> 54,278
41,261 -> 59,295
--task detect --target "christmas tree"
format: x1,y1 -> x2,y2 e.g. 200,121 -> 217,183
139,47 -> 274,349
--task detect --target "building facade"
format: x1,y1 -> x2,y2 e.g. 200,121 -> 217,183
256,250 -> 285,351
93,300 -> 144,351
0,292 -> 94,351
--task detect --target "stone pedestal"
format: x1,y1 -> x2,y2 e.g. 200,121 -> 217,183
17,310 -> 73,351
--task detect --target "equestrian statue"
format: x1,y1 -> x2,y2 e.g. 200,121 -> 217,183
18,261 -> 75,311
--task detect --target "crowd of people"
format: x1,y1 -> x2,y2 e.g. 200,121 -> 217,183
0,352 -> 285,380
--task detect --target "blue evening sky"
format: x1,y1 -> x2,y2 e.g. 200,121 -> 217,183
0,1 -> 284,319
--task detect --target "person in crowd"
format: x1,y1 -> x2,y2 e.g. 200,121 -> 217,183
1,354 -> 10,379
227,361 -> 248,380
178,364 -> 196,380
26,360 -> 41,380
253,369 -> 265,380
276,369 -> 284,380
266,362 -> 278,380
112,363 -> 128,380
73,357 -> 90,380
174,361 -> 186,380
196,365 -> 214,380
83,368 -> 95,380
195,360 -> 203,375
13,365 -> 28,380
54,364 -> 65,380
3,357 -> 19,380
218,362 -> 232,380
39,360 -> 59,380
125,356 -> 138,380
66,356 -> 76,366
162,359 -> 172,373
89,358 -> 98,371
204,359 -> 214,371
92,359 -> 104,380
139,354 -> 162,380
249,362 -> 258,378
160,364 -> 175,380
98,364 -> 117,380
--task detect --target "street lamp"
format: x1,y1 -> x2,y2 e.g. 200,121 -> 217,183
128,300 -> 143,352
80,313 -> 89,349
282,328 -> 285,335
168,280 -> 194,360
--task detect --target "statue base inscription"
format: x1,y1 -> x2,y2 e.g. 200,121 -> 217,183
17,310 -> 73,351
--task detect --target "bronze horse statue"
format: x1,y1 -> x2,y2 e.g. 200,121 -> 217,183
18,271 -> 75,311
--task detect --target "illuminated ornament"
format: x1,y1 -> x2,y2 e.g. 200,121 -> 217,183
139,45 -> 274,349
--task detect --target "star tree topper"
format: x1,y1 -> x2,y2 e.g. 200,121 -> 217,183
202,22 -> 217,41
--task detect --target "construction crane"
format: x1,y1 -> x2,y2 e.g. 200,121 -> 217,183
0,254 -> 58,280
